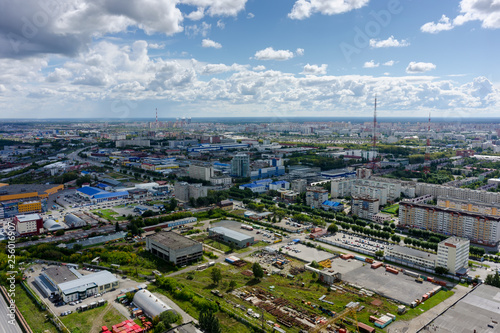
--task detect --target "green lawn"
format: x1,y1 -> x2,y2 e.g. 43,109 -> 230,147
61,304 -> 127,333
382,204 -> 399,214
14,286 -> 57,333
92,208 -> 127,221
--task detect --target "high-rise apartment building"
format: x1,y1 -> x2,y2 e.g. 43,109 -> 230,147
231,154 -> 250,178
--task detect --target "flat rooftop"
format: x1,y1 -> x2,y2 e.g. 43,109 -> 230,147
148,231 -> 201,250
389,244 -> 437,261
425,284 -> 500,332
0,184 -> 60,197
16,213 -> 41,222
44,266 -> 78,285
209,227 -> 254,242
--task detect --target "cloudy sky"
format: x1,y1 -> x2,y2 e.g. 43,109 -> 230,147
0,0 -> 499,119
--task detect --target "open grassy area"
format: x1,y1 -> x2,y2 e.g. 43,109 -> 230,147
381,204 -> 399,215
398,289 -> 454,320
15,286 -> 57,333
92,208 -> 127,221
61,304 -> 127,333
106,172 -> 130,179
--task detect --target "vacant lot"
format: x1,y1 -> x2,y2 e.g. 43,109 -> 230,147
61,304 -> 127,333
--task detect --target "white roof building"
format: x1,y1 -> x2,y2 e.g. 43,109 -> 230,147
133,289 -> 174,319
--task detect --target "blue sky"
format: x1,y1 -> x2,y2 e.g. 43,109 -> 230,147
0,0 -> 499,119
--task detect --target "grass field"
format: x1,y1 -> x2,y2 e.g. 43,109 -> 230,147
61,304 -> 127,333
106,172 -> 129,179
382,204 -> 399,215
15,286 -> 57,333
92,208 -> 127,221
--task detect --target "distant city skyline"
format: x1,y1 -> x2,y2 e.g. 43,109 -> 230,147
0,0 -> 499,118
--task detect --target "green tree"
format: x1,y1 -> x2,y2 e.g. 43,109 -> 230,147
435,266 -> 449,275
115,221 -> 120,232
375,250 -> 384,257
252,262 -> 264,280
228,280 -> 237,291
199,310 -> 221,333
210,267 -> 222,285
327,223 -> 338,234
159,310 -> 181,327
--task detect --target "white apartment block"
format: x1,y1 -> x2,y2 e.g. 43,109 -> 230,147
399,202 -> 500,246
188,164 -> 214,181
437,197 -> 500,216
416,183 -> 500,204
437,237 -> 469,275
331,177 -> 400,204
351,196 -> 380,221
306,187 -> 329,209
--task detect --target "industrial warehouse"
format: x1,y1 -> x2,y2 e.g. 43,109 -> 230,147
34,266 -> 119,302
208,226 -> 255,248
146,231 -> 203,266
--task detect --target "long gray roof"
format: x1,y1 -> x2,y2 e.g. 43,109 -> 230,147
209,227 -> 253,242
58,270 -> 117,294
133,289 -> 173,318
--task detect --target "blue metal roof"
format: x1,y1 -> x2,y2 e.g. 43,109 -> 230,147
77,187 -> 104,196
92,191 -> 129,199
322,200 -> 341,207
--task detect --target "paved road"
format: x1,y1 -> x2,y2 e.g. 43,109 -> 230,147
0,294 -> 23,333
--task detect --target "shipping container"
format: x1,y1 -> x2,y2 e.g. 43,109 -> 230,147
365,258 -> 374,264
404,270 -> 419,278
371,262 -> 383,269
386,267 -> 399,274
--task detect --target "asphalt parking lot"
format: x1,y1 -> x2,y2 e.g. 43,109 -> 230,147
331,257 -> 436,305
322,231 -> 393,253
26,264 -> 145,318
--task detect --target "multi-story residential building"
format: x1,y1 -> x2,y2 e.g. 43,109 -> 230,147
399,201 -> 500,246
351,196 -> 380,221
174,182 -> 189,201
437,237 -> 469,275
437,197 -> 499,216
231,154 -> 250,178
188,183 -> 207,199
306,186 -> 329,209
291,179 -> 307,193
415,183 -> 500,204
331,177 -> 400,204
188,164 -> 214,181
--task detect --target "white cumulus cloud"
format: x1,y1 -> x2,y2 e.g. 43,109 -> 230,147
247,12 -> 255,19
253,65 -> 266,71
406,62 -> 436,73
301,64 -> 328,75
421,15 -> 454,33
186,7 -> 205,21
296,48 -> 305,56
369,36 -> 409,48
383,60 -> 395,66
254,47 -> 295,61
288,0 -> 369,20
421,0 -> 500,34
202,39 -> 222,48
181,0 -> 248,17
363,60 -> 379,68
